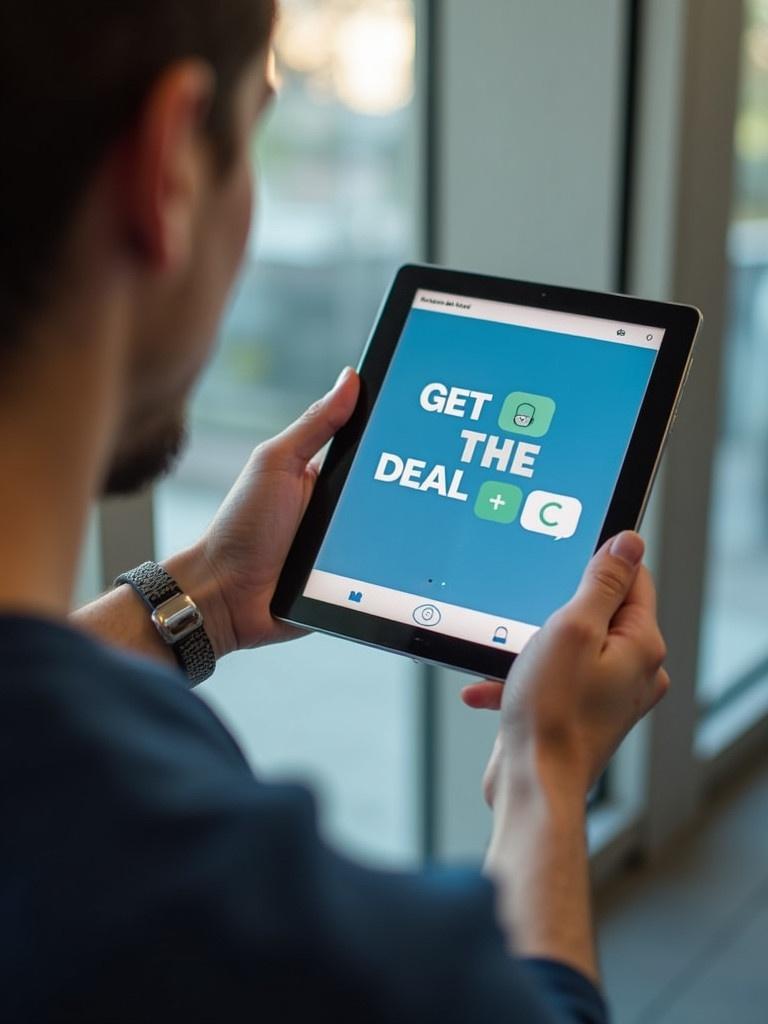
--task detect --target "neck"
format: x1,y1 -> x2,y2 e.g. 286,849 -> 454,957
0,303 -> 125,620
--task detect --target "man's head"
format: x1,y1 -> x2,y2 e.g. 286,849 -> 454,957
0,1 -> 276,494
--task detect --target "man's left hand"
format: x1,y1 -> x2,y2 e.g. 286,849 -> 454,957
170,367 -> 359,658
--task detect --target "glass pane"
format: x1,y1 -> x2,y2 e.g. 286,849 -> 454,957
156,0 -> 420,865
699,0 -> 768,708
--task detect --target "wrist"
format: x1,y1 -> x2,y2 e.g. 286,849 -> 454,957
498,712 -> 595,798
483,732 -> 598,984
486,809 -> 588,892
489,738 -> 589,841
162,544 -> 237,660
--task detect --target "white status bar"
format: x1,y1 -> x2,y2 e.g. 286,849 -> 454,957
413,289 -> 664,351
304,569 -> 539,654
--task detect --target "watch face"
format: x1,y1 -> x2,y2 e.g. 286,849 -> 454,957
152,594 -> 203,644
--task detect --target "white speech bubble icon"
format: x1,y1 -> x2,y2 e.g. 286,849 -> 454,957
521,491 -> 582,540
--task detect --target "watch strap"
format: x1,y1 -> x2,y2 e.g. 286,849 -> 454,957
114,561 -> 216,686
115,561 -> 179,609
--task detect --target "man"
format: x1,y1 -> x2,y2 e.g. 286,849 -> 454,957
0,2 -> 669,1021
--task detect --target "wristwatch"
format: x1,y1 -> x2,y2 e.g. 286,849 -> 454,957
114,561 -> 216,686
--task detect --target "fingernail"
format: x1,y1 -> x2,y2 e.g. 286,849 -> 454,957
610,531 -> 644,566
333,366 -> 352,390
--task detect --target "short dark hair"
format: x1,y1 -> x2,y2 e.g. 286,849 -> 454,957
0,1 -> 276,345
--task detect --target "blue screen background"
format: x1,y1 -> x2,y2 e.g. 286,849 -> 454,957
314,307 -> 656,626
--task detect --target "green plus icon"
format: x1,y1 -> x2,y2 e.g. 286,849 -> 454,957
474,481 -> 523,524
498,391 -> 556,437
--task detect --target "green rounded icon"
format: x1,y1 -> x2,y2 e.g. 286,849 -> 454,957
499,391 -> 557,437
474,481 -> 523,524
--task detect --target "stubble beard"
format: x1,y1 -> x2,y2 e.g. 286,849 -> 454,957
102,415 -> 187,496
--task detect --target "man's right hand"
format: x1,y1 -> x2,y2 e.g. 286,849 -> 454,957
471,532 -> 668,982
463,530 -> 669,805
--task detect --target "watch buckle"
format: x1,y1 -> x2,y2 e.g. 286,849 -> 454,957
151,593 -> 203,645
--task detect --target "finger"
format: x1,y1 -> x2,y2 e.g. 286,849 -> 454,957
461,681 -> 504,710
483,734 -> 504,807
633,667 -> 670,721
571,531 -> 645,627
610,565 -> 658,633
274,367 -> 360,467
623,563 -> 657,616
651,667 -> 671,707
607,567 -> 668,676
308,450 -> 325,477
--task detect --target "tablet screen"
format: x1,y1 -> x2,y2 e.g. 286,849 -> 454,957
303,288 -> 664,654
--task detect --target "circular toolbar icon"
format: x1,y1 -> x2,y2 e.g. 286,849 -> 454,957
413,604 -> 441,627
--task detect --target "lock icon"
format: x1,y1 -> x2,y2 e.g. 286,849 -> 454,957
513,402 -> 535,428
492,626 -> 508,645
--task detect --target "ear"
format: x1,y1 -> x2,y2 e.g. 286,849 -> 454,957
117,60 -> 216,273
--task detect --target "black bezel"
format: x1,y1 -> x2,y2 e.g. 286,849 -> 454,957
271,263 -> 701,680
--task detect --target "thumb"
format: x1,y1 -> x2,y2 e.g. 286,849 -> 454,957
274,367 -> 359,467
571,531 -> 645,625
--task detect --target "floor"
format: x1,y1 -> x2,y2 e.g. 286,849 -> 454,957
597,753 -> 768,1024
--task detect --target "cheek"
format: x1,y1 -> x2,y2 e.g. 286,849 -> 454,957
185,162 -> 255,366
232,162 -> 255,265
210,158 -> 255,284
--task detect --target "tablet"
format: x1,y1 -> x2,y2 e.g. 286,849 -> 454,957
272,264 -> 701,680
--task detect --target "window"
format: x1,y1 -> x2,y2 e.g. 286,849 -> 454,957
155,0 -> 420,866
699,0 -> 768,713
93,0 -> 749,873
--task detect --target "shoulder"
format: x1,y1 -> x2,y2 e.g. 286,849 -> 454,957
0,613 -> 321,906
0,613 -> 245,779
0,619 -> 600,1023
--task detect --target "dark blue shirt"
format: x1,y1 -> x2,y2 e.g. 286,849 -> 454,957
0,616 -> 608,1023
